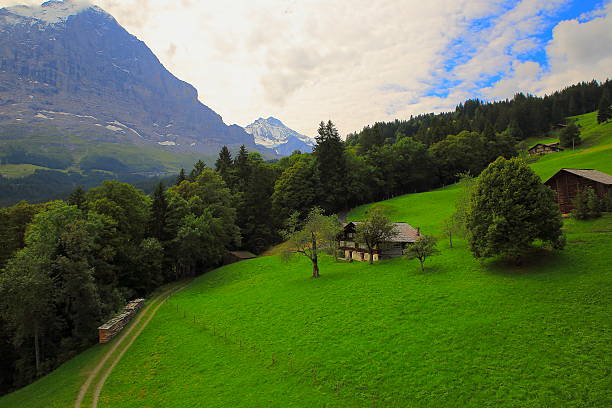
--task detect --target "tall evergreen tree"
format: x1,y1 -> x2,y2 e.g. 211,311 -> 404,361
560,122 -> 581,148
596,90 -> 611,124
149,181 -> 169,242
233,145 -> 250,189
215,146 -> 233,174
189,160 -> 207,181
313,120 -> 347,213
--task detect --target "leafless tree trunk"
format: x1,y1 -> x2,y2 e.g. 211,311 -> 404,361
311,232 -> 320,278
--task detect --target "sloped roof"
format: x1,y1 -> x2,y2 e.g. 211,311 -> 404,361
228,251 -> 257,259
344,222 -> 420,243
529,142 -> 562,150
556,169 -> 612,185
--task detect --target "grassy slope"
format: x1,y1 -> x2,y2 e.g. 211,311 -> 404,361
99,223 -> 610,407
349,111 -> 612,235
1,111 -> 610,407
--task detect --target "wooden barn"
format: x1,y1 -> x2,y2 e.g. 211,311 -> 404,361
338,222 -> 420,262
528,142 -> 563,155
544,168 -> 612,213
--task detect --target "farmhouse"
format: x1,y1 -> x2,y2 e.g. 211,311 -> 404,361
528,142 -> 563,155
544,168 -> 612,213
338,222 -> 420,262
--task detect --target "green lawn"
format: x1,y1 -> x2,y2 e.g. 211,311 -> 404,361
96,216 -> 611,407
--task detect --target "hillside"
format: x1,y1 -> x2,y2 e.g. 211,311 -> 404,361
1,112 -> 610,407
0,0 -> 278,184
348,111 -> 612,233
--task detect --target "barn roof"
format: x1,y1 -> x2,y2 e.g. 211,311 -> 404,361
552,169 -> 612,185
343,222 -> 420,243
228,251 -> 257,259
528,142 -> 562,150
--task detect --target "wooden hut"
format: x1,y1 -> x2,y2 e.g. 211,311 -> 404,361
528,142 -> 563,156
338,222 -> 420,262
223,250 -> 257,265
544,168 -> 612,213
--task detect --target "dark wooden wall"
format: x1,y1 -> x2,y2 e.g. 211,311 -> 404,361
545,171 -> 609,213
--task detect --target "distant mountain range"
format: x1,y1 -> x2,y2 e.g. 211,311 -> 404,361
0,0 -> 305,177
244,117 -> 314,155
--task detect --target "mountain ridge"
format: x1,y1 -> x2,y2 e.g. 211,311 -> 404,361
0,0 -> 277,165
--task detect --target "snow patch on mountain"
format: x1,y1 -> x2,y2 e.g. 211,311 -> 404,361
4,0 -> 103,25
245,117 -> 314,156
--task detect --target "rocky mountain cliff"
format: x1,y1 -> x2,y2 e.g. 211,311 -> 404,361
0,0 -> 270,159
244,117 -> 314,156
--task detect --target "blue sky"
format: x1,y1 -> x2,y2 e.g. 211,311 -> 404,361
424,0 -> 609,102
1,0 -> 611,136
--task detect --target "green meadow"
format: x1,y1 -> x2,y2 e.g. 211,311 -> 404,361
0,111 -> 610,407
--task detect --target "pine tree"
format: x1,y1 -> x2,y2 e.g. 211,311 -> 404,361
596,90 -> 611,124
189,160 -> 207,181
215,146 -> 233,173
560,122 -> 581,148
234,145 -> 250,188
176,168 -> 186,185
149,181 -> 169,241
314,120 -> 348,213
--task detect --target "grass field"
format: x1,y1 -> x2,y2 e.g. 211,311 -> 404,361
100,218 -> 610,407
1,111 -> 610,407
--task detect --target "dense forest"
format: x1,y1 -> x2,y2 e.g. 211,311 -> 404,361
0,79 -> 610,395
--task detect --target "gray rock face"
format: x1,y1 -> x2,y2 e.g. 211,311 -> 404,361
245,117 -> 314,156
0,0 -> 267,156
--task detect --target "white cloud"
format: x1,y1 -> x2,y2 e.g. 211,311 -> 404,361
482,1 -> 612,99
0,0 -> 610,138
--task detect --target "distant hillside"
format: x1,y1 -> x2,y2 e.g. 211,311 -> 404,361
245,117 -> 315,155
0,0 -> 273,164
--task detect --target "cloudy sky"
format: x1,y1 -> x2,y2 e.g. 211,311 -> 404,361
1,0 -> 611,137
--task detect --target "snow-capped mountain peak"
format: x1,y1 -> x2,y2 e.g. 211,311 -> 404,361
245,117 -> 314,156
4,0 -> 104,25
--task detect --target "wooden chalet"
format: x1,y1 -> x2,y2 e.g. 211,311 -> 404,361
544,168 -> 612,213
528,142 -> 563,156
338,222 -> 420,262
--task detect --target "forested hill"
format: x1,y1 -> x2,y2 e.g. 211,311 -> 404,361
346,80 -> 611,151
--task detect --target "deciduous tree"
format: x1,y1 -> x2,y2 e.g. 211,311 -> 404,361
404,235 -> 439,272
355,207 -> 398,264
466,157 -> 565,263
282,208 -> 341,278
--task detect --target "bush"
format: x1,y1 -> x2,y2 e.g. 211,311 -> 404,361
571,187 -> 603,219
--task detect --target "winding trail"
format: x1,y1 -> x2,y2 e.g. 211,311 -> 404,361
74,281 -> 190,408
